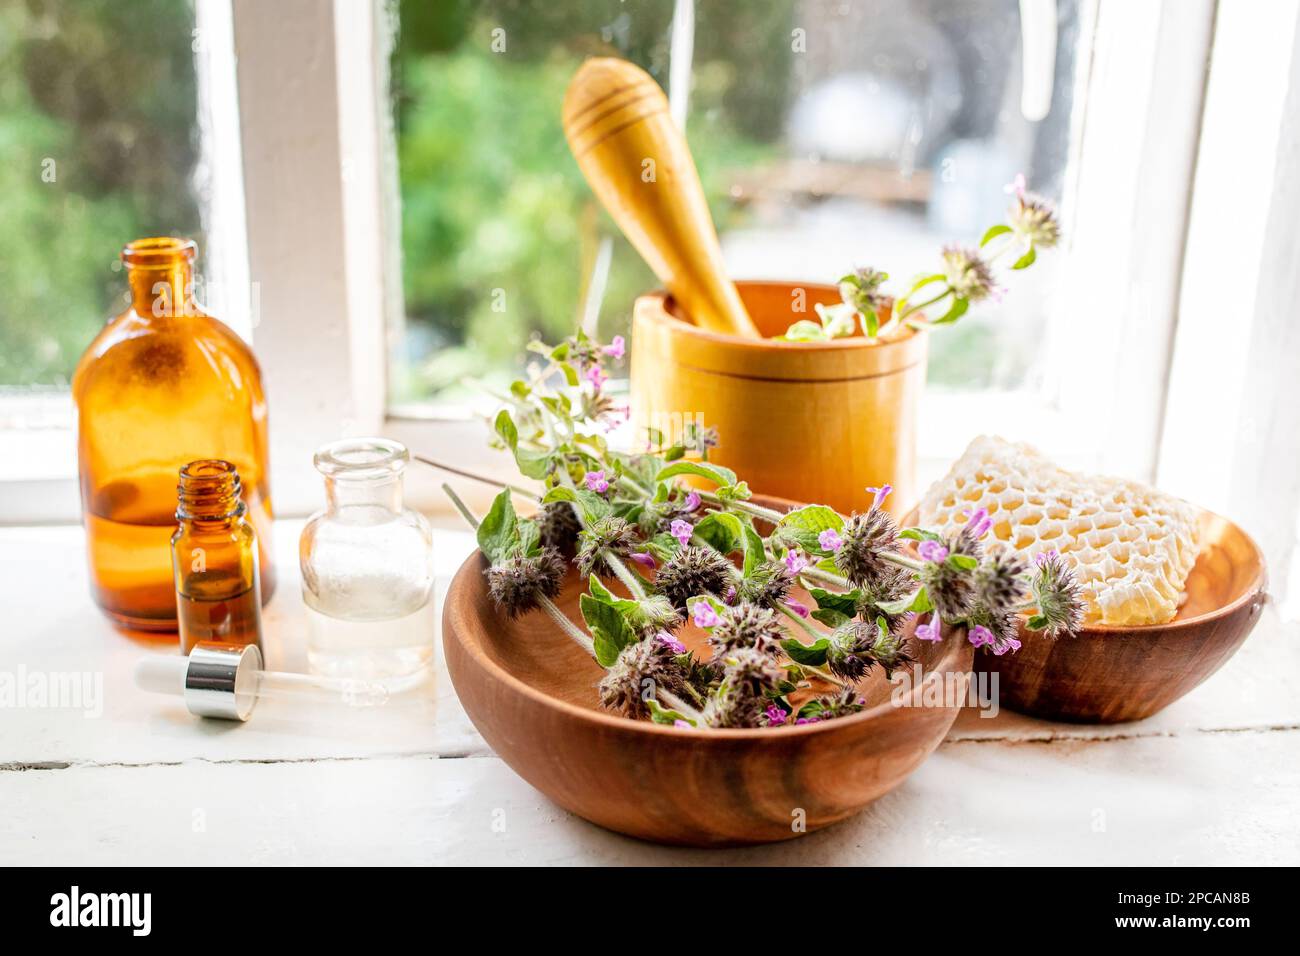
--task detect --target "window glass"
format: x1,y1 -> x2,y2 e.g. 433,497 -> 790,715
0,0 -> 205,388
391,0 -> 1084,404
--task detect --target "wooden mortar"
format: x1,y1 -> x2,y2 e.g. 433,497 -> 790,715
631,280 -> 928,517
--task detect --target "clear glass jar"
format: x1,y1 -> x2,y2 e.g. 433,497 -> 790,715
299,438 -> 434,688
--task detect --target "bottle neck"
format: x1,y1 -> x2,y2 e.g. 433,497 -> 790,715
127,261 -> 196,318
325,475 -> 404,514
121,238 -> 199,318
177,460 -> 244,525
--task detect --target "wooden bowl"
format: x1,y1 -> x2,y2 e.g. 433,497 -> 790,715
631,281 -> 927,518
906,507 -> 1267,723
442,559 -> 973,847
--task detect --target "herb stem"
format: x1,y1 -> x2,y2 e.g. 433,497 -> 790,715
695,489 -> 786,525
538,595 -> 597,658
417,456 -> 540,502
442,482 -> 598,658
897,287 -> 952,322
657,688 -> 706,725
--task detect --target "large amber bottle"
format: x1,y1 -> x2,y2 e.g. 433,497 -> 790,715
72,238 -> 276,632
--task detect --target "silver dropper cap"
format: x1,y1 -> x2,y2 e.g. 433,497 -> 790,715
135,641 -> 262,721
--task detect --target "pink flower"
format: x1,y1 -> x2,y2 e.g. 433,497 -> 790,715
915,617 -> 942,642
601,404 -> 630,433
968,625 -> 994,649
795,716 -> 821,725
722,585 -> 737,604
656,631 -> 686,654
602,335 -> 625,359
866,484 -> 893,510
784,598 -> 810,619
962,507 -> 993,539
918,540 -> 949,563
784,548 -> 809,575
1035,549 -> 1058,567
691,601 -> 720,628
764,705 -> 789,726
584,470 -> 609,493
673,719 -> 691,729
991,634 -> 1022,656
629,551 -> 656,570
682,491 -> 701,513
1004,172 -> 1027,198
818,529 -> 843,552
585,363 -> 607,389
670,518 -> 693,547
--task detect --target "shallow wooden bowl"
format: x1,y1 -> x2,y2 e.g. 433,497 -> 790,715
907,508 -> 1267,723
442,559 -> 973,847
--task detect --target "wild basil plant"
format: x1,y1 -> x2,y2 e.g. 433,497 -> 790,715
440,329 -> 1083,731
778,175 -> 1061,342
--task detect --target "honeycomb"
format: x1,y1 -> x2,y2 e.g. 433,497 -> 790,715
917,435 -> 1201,626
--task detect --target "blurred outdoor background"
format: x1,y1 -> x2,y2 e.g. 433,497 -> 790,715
0,0 -> 1081,407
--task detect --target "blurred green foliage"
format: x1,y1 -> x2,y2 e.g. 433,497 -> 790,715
0,0 -> 203,386
391,0 -> 792,402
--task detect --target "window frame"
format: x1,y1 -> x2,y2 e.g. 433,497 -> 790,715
2,0 -> 1293,531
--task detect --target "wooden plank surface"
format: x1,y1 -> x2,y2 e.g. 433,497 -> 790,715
1,520 -> 1296,864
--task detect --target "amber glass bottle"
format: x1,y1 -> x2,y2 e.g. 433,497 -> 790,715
171,460 -> 264,654
72,238 -> 275,632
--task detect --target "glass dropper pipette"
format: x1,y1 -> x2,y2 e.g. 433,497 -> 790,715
135,641 -> 388,721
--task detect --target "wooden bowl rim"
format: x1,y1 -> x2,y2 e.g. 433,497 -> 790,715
901,505 -> 1267,636
635,280 -> 924,354
446,549 -> 972,740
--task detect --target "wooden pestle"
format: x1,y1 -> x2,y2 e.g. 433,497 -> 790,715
562,58 -> 761,339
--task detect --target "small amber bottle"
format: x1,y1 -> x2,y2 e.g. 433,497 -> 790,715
72,237 -> 275,633
171,460 -> 264,655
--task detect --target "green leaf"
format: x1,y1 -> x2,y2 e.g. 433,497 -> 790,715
775,504 -> 845,551
1011,244 -> 1037,270
814,302 -> 856,338
476,489 -> 519,563
493,409 -> 518,449
899,527 -> 943,543
796,698 -> 827,720
1026,614 -> 1050,631
560,362 -> 579,387
541,486 -> 611,522
780,636 -> 830,667
716,480 -> 752,502
860,305 -> 879,338
946,553 -> 979,571
980,223 -> 1012,247
778,319 -> 828,342
877,587 -> 933,615
580,593 -> 637,668
645,532 -> 681,562
494,408 -> 550,479
741,522 -> 767,575
931,296 -> 969,326
809,585 -> 859,628
588,574 -> 615,603
809,587 -> 860,618
646,699 -> 695,726
692,512 -> 744,555
517,519 -> 541,557
655,460 -> 738,487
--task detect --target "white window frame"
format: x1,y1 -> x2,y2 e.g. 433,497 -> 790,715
3,0 -> 1299,547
